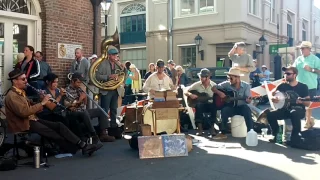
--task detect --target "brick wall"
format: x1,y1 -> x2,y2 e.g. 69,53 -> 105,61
39,0 -> 101,86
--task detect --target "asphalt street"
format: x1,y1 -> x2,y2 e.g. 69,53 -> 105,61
0,107 -> 319,180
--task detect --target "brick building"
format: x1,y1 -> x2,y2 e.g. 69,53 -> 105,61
0,0 -> 102,92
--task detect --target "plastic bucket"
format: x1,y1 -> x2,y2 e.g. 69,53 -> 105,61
231,115 -> 247,137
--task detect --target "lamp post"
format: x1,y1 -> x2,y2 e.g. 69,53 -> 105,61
194,34 -> 204,60
253,35 -> 267,58
102,0 -> 113,40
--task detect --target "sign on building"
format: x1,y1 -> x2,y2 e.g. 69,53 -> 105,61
269,44 -> 288,54
58,43 -> 82,59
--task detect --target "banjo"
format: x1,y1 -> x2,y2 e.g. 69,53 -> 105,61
273,90 -> 320,109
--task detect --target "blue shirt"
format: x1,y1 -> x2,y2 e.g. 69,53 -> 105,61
249,67 -> 261,79
260,70 -> 271,82
216,81 -> 251,106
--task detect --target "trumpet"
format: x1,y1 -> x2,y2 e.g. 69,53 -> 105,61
26,83 -> 67,110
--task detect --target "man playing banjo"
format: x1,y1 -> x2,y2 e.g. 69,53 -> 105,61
211,67 -> 254,140
266,66 -> 310,143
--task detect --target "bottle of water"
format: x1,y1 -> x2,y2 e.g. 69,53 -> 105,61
276,125 -> 283,144
246,129 -> 258,146
34,146 -> 40,169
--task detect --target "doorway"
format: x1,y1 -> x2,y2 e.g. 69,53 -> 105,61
0,18 -> 35,93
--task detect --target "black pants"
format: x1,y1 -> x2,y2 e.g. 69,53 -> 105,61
101,90 -> 118,128
29,120 -> 80,154
267,108 -> 305,138
221,105 -> 253,134
67,111 -> 97,137
86,108 -> 110,130
123,85 -> 133,105
194,103 -> 217,127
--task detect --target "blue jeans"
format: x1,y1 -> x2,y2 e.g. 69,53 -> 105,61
100,90 -> 118,128
220,105 -> 253,134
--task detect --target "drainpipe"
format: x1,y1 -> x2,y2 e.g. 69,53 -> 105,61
91,0 -> 103,54
297,0 -> 300,43
168,0 -> 173,60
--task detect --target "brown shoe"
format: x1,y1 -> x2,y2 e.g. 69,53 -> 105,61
212,133 -> 227,140
100,134 -> 115,142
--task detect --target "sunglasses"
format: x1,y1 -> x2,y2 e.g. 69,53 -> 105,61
17,77 -> 26,81
284,72 -> 294,76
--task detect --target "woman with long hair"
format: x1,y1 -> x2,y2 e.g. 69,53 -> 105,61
176,65 -> 189,87
129,64 -> 142,94
144,63 -> 155,80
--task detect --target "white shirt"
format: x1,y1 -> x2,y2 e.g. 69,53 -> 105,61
143,72 -> 173,98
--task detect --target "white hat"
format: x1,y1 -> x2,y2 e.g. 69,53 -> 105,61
297,41 -> 312,49
224,67 -> 244,76
129,64 -> 136,69
261,65 -> 267,69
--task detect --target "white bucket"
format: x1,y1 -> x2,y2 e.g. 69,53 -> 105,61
231,115 -> 247,137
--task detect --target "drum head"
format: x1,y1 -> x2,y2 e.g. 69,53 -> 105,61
273,92 -> 286,109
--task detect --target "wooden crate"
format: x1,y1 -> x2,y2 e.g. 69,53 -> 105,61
152,100 -> 180,108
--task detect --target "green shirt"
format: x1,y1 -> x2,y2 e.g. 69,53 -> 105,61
125,71 -> 133,85
293,54 -> 320,89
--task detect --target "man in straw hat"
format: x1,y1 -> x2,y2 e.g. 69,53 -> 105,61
5,69 -> 100,156
266,66 -> 310,143
292,41 -> 320,129
185,68 -> 218,136
211,67 -> 254,139
228,42 -> 255,83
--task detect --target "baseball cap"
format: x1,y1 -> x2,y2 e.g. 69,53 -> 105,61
282,66 -> 298,75
156,59 -> 165,67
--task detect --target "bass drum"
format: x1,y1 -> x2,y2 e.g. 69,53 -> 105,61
142,104 -> 178,134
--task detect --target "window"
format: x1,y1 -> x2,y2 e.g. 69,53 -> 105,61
121,48 -> 147,77
287,14 -> 293,38
302,21 -> 307,41
0,0 -> 36,15
120,15 -> 146,33
248,0 -> 260,16
271,0 -> 276,23
181,46 -> 196,67
179,0 -> 215,16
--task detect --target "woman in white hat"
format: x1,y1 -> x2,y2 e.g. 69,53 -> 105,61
129,64 -> 142,94
260,65 -> 270,82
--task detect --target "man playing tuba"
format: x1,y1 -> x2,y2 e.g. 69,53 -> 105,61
96,46 -> 126,129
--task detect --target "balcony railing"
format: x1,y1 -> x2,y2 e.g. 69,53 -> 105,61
120,31 -> 146,44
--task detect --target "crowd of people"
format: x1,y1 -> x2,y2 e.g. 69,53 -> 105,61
2,40 -> 320,158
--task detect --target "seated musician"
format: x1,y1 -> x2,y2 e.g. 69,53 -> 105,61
266,66 -> 309,143
65,72 -> 115,142
212,67 -> 254,140
185,68 -> 217,136
5,69 -> 99,155
143,59 -> 174,99
37,73 -> 103,147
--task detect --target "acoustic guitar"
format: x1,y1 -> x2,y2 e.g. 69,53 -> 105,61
213,89 -> 259,110
187,90 -> 213,108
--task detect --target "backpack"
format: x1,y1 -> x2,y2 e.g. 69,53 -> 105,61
288,129 -> 320,151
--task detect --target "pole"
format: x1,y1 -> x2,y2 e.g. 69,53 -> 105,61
168,0 -> 173,60
91,0 -> 103,54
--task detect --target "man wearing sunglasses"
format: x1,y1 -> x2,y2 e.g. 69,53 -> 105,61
292,41 -> 320,129
211,67 -> 253,140
266,66 -> 310,143
185,68 -> 217,136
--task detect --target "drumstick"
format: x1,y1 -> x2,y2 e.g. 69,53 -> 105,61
264,81 -> 276,110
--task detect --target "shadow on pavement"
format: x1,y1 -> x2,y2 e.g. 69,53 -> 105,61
0,139 -> 296,180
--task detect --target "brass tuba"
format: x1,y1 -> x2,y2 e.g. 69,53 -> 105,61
89,28 -> 125,90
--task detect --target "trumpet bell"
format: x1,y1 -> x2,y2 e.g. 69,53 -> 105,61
248,104 -> 270,126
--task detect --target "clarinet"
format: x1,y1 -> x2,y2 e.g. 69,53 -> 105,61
26,83 -> 67,110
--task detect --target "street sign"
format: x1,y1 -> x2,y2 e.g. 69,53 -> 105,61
269,44 -> 288,54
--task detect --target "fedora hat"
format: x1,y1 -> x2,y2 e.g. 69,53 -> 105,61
8,69 -> 24,80
224,67 -> 244,76
297,41 -> 312,49
197,68 -> 211,77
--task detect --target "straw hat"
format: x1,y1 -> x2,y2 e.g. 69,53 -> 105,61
224,67 -> 244,76
297,41 -> 312,49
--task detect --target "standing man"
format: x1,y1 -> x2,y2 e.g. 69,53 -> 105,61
228,42 -> 255,83
167,60 -> 178,88
35,51 -> 52,89
70,48 -> 90,91
292,41 -> 320,129
96,46 -> 126,128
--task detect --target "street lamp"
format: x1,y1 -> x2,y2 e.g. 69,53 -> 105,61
253,35 -> 267,59
194,34 -> 204,60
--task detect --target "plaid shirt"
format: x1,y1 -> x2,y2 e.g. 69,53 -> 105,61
65,85 -> 85,112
